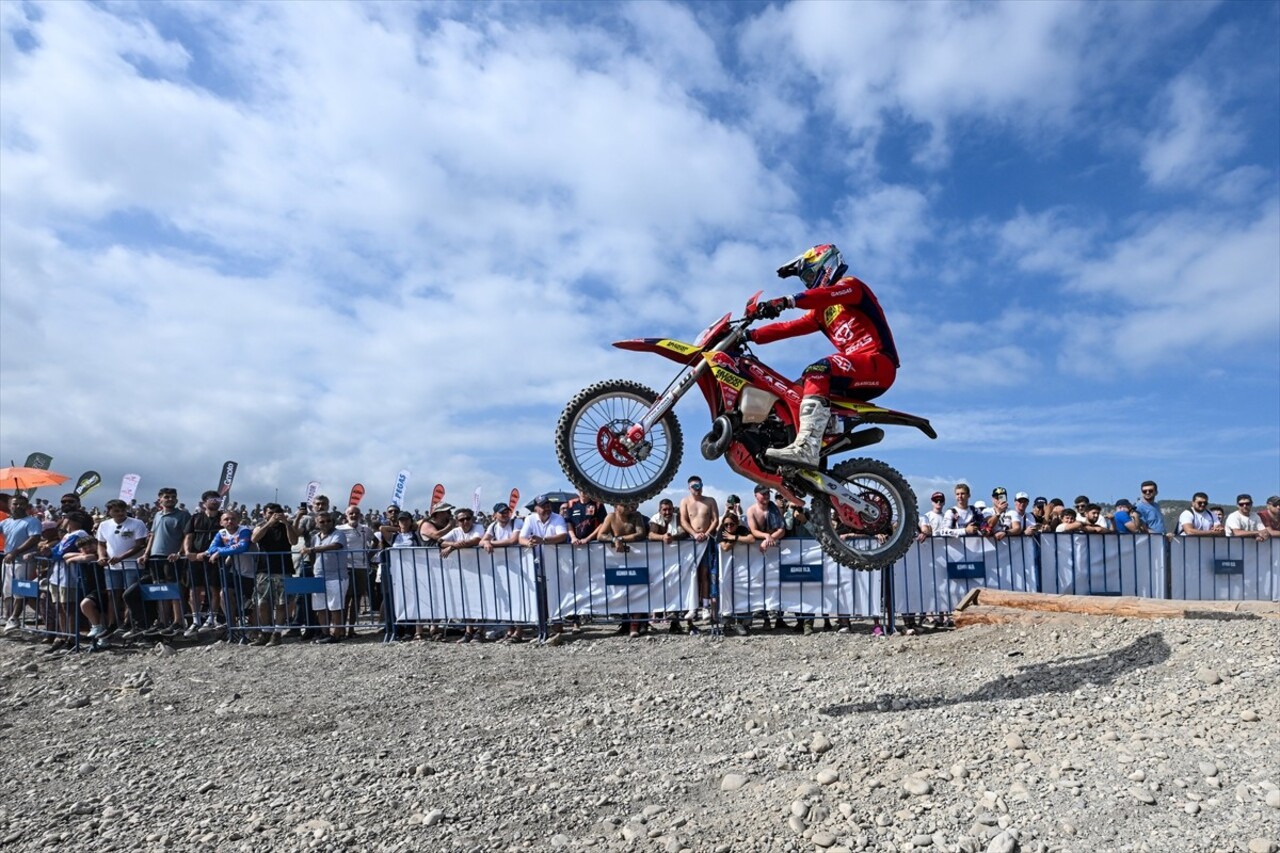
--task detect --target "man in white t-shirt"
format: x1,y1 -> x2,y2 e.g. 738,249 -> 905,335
481,504 -> 520,552
96,499 -> 150,634
520,496 -> 570,644
918,491 -> 947,541
440,508 -> 484,558
518,496 -> 569,546
1225,494 -> 1270,541
939,484 -> 981,536
1178,492 -> 1223,536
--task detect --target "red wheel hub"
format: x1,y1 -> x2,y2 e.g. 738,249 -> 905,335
597,426 -> 638,467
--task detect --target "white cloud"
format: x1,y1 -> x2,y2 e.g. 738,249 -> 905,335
1141,72 -> 1244,189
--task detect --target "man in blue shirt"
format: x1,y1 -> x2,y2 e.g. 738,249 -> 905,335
1112,499 -> 1146,533
1134,480 -> 1166,535
1,496 -> 46,634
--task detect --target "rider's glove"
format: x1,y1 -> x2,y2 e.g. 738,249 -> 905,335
751,296 -> 793,320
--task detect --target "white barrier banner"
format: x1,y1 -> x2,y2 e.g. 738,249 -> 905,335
386,547 -> 538,623
719,539 -> 882,617
537,542 -> 706,620
892,536 -> 1038,614
1169,537 -> 1278,602
1038,534 -> 1165,598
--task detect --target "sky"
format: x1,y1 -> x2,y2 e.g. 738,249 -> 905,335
1,0 -> 1277,516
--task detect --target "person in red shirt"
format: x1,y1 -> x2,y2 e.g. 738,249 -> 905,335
747,244 -> 900,467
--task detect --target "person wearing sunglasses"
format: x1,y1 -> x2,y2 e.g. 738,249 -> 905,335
1177,493 -> 1223,536
1225,495 -> 1271,541
1134,481 -> 1167,535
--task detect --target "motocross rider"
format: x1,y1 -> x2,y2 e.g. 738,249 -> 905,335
746,244 -> 900,468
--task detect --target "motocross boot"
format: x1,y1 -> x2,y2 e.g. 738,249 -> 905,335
765,396 -> 829,468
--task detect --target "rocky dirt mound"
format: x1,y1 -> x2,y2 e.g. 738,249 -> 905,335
0,617 -> 1276,853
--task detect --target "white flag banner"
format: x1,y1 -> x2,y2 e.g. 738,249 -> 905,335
386,546 -> 538,624
472,486 -> 482,516
537,541 -> 706,620
390,469 -> 410,508
304,480 -> 320,506
118,473 -> 141,503
720,539 -> 882,617
1169,537 -> 1277,602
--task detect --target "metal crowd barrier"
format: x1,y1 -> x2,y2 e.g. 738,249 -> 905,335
383,545 -> 538,640
1169,537 -> 1279,602
718,539 -> 883,620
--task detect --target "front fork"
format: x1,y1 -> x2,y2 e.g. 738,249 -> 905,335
623,359 -> 711,447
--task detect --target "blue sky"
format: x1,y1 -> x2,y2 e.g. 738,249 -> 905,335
1,0 -> 1277,514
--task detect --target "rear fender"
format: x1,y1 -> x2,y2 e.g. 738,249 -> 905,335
831,401 -> 937,439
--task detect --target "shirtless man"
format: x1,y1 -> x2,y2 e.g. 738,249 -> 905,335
590,503 -> 648,553
679,476 -> 720,630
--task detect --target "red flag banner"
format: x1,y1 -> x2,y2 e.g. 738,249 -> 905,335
348,483 -> 365,507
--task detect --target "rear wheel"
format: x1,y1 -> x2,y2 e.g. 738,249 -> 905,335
809,457 -> 916,570
555,379 -> 683,504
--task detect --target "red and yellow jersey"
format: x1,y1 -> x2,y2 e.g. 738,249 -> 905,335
751,276 -> 900,368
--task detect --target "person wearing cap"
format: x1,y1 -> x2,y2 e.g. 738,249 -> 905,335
1255,496 -> 1280,533
481,504 -> 520,553
418,502 -> 457,545
1225,494 -> 1271,541
981,488 -> 1016,540
1007,492 -> 1033,536
519,496 -> 570,643
1111,499 -> 1146,534
679,476 -> 720,629
1029,497 -> 1050,534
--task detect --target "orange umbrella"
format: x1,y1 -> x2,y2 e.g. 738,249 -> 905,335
0,467 -> 70,492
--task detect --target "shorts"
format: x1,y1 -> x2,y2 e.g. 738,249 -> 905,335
50,584 -> 74,605
2,558 -> 36,596
253,574 -> 285,608
225,573 -> 254,606
78,563 -> 107,607
311,577 -> 349,612
187,560 -> 217,591
104,565 -> 140,592
145,556 -> 181,584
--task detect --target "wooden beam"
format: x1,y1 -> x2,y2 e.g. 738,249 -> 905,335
951,588 -> 1280,626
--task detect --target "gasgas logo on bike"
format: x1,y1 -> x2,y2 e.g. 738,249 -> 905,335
745,362 -> 802,404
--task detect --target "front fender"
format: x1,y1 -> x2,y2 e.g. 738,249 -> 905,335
613,338 -> 703,367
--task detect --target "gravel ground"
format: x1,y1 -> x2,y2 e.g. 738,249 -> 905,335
1,616 -> 1277,853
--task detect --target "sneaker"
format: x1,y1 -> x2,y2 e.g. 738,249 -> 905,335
266,632 -> 282,647
121,626 -> 147,641
87,624 -> 108,640
1,618 -> 17,635
668,620 -> 685,635
198,619 -> 215,634
183,623 -> 200,638
688,625 -> 701,637
730,623 -> 748,637
872,625 -> 884,637
160,624 -> 178,637
250,633 -> 269,647
802,622 -> 814,636
544,632 -> 564,647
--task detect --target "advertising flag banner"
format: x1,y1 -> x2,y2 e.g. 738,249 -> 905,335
304,481 -> 321,507
391,470 -> 410,508
472,486 -> 482,515
217,461 -> 238,500
119,473 -> 141,503
348,483 -> 365,507
18,452 -> 52,498
431,483 -> 445,510
508,488 -> 520,513
74,471 -> 102,497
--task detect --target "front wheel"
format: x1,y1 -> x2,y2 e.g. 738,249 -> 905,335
809,457 -> 917,570
555,379 -> 684,505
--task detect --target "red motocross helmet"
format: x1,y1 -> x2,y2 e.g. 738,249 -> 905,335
777,244 -> 847,289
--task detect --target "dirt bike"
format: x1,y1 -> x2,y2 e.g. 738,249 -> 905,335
554,293 -> 937,570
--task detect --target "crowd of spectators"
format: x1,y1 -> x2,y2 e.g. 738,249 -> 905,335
0,479 -> 1275,650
